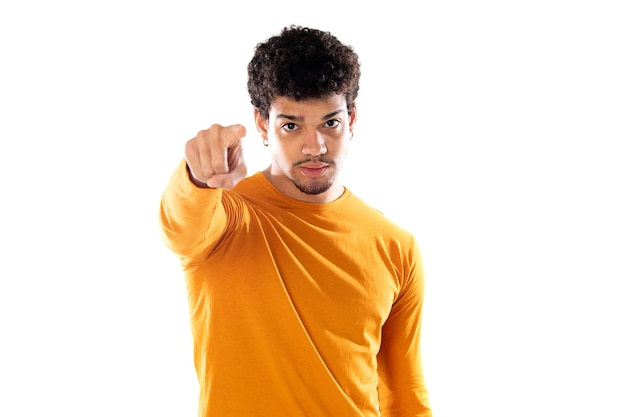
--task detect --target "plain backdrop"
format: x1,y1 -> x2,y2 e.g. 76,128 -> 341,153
1,1 -> 624,416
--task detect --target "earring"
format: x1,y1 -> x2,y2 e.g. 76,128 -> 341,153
349,131 -> 354,140
263,138 -> 268,147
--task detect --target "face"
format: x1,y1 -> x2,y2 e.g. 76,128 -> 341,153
255,94 -> 357,203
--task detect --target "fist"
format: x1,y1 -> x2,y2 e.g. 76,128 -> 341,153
185,124 -> 247,189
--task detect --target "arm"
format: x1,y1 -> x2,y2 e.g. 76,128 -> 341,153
159,159 -> 228,264
159,124 -> 248,265
377,243 -> 432,417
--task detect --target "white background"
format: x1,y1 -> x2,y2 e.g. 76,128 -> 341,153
1,1 -> 624,416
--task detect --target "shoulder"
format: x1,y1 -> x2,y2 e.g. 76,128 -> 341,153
345,191 -> 415,238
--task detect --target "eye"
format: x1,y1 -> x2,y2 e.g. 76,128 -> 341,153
282,122 -> 298,131
325,119 -> 340,128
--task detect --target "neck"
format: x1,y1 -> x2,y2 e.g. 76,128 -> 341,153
262,167 -> 344,204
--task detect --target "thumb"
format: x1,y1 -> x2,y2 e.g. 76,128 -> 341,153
207,162 -> 247,189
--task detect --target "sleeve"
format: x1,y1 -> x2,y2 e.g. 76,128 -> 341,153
158,159 -> 228,266
377,240 -> 432,417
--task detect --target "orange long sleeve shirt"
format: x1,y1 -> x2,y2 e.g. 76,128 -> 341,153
159,160 -> 432,417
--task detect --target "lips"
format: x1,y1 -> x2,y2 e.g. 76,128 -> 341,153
298,163 -> 329,179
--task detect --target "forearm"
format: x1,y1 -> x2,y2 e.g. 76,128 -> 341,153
377,246 -> 432,416
378,318 -> 432,416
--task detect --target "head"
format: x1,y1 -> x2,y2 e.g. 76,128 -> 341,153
247,25 -> 360,120
247,26 -> 361,203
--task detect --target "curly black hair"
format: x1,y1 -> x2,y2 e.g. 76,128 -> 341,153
247,25 -> 361,120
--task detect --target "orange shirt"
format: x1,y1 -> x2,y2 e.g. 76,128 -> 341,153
159,160 -> 432,416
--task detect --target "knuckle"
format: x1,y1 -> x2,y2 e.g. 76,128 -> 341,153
196,129 -> 208,141
207,124 -> 224,138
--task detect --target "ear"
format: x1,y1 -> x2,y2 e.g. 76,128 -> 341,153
254,108 -> 269,140
349,101 -> 358,132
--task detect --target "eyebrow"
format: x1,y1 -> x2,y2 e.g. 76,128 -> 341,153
276,109 -> 345,123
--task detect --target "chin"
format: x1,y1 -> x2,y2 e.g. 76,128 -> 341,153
293,179 -> 333,195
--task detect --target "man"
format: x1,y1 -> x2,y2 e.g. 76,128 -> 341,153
159,25 -> 432,416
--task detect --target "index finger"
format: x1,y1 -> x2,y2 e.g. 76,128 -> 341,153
209,124 -> 247,175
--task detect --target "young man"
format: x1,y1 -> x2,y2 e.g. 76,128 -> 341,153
159,25 -> 432,416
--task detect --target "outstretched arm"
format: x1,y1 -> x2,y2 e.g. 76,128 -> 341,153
159,124 -> 248,264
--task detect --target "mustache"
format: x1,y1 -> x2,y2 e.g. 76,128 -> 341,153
293,157 -> 334,166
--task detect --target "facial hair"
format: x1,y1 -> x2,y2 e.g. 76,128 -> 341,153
291,157 -> 336,195
293,178 -> 334,195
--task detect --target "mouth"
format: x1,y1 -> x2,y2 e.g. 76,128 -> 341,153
298,163 -> 330,179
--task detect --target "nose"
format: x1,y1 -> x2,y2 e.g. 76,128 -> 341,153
301,131 -> 327,156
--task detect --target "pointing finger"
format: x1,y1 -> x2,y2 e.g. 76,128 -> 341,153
209,124 -> 247,175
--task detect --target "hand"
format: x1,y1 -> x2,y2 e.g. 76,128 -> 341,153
185,124 -> 247,189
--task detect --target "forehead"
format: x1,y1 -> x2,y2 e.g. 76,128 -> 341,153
268,94 -> 347,119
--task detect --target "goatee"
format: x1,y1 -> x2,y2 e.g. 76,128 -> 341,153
293,180 -> 333,195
